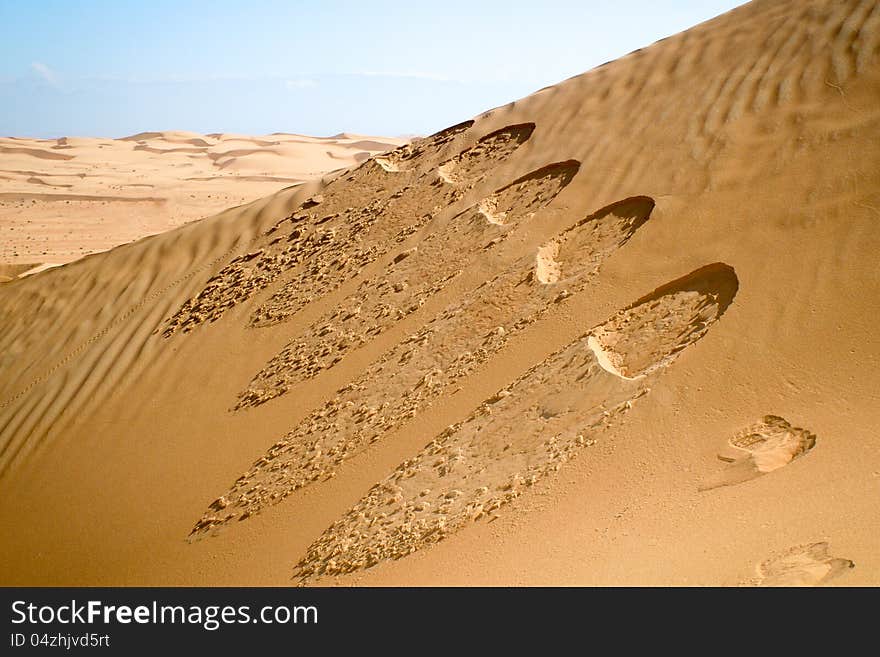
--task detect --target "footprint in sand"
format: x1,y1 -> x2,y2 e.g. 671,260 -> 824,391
375,120 -> 474,172
435,123 -> 535,197
700,415 -> 817,491
292,263 -> 738,579
193,195 -> 654,533
471,160 -> 579,227
236,159 -> 580,408
756,542 -> 854,586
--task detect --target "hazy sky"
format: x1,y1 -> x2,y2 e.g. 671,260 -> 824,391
1,0 -> 748,138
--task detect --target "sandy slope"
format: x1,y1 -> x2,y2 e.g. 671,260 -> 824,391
1,0 -> 879,586
0,131 -> 405,268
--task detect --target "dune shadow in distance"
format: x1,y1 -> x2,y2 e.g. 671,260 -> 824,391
0,146 -> 75,161
286,263 -> 738,580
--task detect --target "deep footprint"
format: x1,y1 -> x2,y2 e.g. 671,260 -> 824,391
293,263 -> 738,579
757,542 -> 854,586
375,120 -> 474,172
193,195 -> 653,532
435,123 -> 535,199
700,415 -> 817,491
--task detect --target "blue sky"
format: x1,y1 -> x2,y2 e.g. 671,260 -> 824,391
1,0 -> 748,138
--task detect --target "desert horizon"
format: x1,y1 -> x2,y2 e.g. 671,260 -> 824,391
2,0 -> 879,597
0,130 -> 407,277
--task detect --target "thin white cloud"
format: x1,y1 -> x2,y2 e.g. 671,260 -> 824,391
285,78 -> 318,89
30,61 -> 59,87
356,70 -> 455,82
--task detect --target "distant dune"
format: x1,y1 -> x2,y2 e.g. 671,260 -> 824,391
0,0 -> 878,586
0,130 -> 407,270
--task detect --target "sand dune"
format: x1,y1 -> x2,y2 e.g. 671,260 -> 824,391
0,131 -> 406,268
1,0 -> 879,586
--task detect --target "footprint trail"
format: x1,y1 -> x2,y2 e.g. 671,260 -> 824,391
294,263 -> 738,580
193,196 -> 654,532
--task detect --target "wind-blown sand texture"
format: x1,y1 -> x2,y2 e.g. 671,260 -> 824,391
1,0 -> 879,586
0,131 -> 406,268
